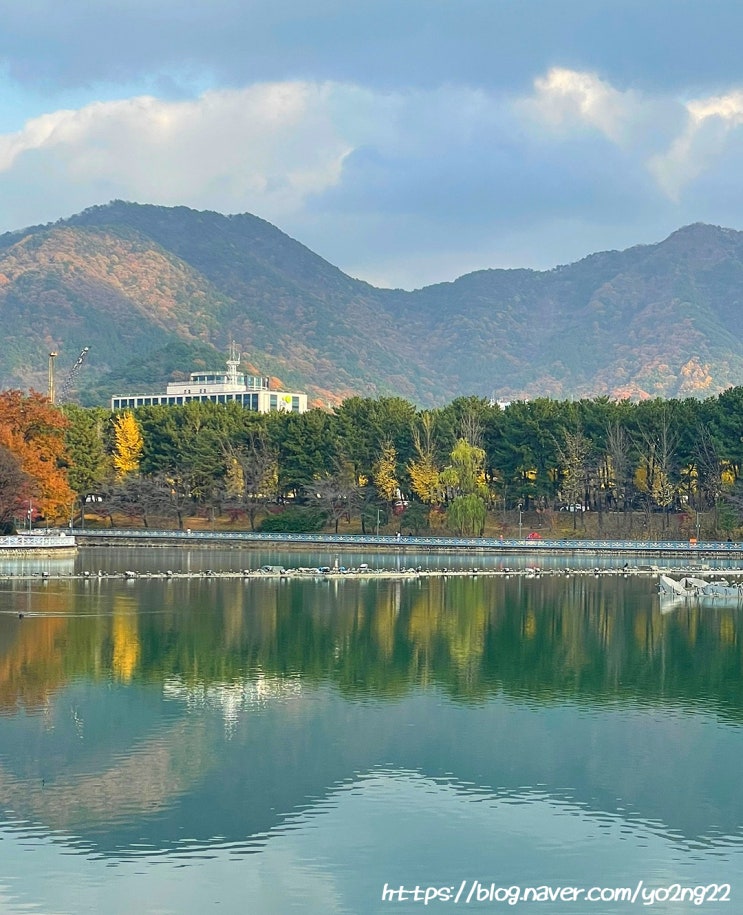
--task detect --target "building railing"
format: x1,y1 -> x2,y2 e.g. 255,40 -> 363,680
0,533 -> 76,549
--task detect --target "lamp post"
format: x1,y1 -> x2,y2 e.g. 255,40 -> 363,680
376,508 -> 381,536
518,501 -> 523,539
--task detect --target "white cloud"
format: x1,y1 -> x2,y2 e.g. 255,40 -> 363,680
0,79 -> 517,242
0,83 -> 353,224
4,69 -> 743,287
649,91 -> 743,200
522,67 -> 641,144
521,67 -> 743,205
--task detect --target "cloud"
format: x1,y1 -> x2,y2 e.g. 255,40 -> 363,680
523,67 -> 640,144
4,0 -> 743,101
649,92 -> 743,200
0,80 -> 525,234
3,67 -> 743,289
0,83 -> 352,226
520,67 -> 743,206
0,74 -> 677,287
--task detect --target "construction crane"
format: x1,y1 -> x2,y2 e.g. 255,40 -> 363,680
48,347 -> 90,404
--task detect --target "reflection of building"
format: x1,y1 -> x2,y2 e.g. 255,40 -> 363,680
111,345 -> 308,413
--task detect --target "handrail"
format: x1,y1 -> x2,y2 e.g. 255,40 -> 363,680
69,529 -> 743,554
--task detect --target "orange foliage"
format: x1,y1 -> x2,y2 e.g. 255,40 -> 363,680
0,615 -> 70,713
0,390 -> 74,520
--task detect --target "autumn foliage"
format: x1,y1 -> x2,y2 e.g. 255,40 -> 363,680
112,411 -> 144,477
0,390 -> 74,522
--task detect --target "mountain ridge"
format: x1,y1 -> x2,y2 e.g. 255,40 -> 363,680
1,202 -> 742,406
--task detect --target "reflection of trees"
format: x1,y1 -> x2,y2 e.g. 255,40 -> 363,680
1,578 -> 743,721
112,595 -> 140,682
0,614 -> 69,712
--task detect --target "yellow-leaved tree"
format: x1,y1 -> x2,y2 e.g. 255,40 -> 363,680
112,411 -> 144,478
373,440 -> 399,503
407,412 -> 442,505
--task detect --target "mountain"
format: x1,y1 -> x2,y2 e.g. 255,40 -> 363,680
1,202 -> 743,406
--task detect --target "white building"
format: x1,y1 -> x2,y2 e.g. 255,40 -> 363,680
111,346 -> 308,413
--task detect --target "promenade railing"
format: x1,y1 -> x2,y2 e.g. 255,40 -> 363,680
70,529 -> 743,556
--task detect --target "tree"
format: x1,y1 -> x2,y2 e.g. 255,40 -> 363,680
441,438 -> 488,536
334,397 -> 416,485
407,412 -> 442,506
112,411 -> 144,478
633,402 -> 680,529
555,425 -> 593,529
693,424 -> 726,509
306,462 -> 360,533
492,399 -> 562,507
224,429 -> 279,530
63,405 -> 111,505
0,390 -> 73,521
373,440 -> 400,504
441,439 -> 488,500
0,445 -> 32,533
102,476 -> 165,528
447,493 -> 487,536
103,473 -> 195,530
604,421 -> 630,507
270,409 -> 340,497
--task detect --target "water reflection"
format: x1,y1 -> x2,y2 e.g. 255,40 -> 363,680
0,556 -> 742,913
39,544 -> 743,574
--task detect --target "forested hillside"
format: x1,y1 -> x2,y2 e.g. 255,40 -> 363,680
2,203 -> 743,405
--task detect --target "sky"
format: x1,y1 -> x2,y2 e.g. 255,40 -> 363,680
3,1 -> 743,289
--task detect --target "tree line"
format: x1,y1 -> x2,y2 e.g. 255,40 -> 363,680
4,388 -> 743,535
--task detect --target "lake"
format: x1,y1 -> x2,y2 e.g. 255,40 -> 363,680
0,548 -> 741,913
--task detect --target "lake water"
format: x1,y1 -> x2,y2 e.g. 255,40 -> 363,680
0,549 -> 742,914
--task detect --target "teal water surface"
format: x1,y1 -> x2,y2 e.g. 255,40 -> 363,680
0,552 -> 741,914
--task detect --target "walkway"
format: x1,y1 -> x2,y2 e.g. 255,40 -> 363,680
71,529 -> 743,559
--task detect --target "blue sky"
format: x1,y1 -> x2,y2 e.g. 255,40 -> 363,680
2,1 -> 743,288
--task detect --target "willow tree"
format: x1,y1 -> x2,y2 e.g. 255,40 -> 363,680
441,438 -> 488,536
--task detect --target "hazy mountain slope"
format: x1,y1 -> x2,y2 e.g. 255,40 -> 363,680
2,202 -> 743,405
0,225 -> 233,390
0,204 -> 432,403
61,202 -> 432,403
407,224 -> 743,400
